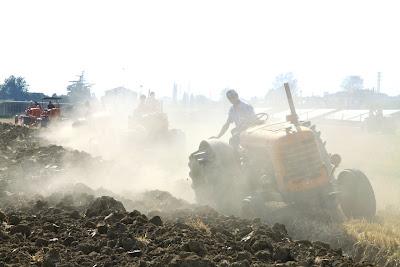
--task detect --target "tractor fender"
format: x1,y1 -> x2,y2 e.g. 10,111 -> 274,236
196,139 -> 237,166
188,139 -> 241,215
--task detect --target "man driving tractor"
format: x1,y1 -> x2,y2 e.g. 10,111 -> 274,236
146,92 -> 162,113
134,94 -> 148,117
47,101 -> 55,109
133,92 -> 162,118
29,101 -> 42,109
211,89 -> 259,147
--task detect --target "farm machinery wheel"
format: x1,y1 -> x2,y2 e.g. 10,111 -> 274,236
15,115 -> 32,126
337,169 -> 376,219
40,117 -> 49,128
188,140 -> 241,215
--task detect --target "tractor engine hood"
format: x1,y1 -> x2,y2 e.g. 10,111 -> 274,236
240,122 -> 331,194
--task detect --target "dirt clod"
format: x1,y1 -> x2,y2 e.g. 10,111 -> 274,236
149,215 -> 163,226
85,196 -> 126,217
9,224 -> 31,236
0,211 -> 6,222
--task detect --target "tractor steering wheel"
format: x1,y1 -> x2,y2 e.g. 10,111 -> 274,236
256,113 -> 269,122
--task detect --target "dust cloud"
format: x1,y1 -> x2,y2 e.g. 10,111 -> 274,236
38,101 -> 228,203
27,97 -> 399,212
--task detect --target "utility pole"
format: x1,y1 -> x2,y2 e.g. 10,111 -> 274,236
377,72 -> 381,93
172,82 -> 178,103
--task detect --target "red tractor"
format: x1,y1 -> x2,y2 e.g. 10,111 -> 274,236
15,97 -> 62,127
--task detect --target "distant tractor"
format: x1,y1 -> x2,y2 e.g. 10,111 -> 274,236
363,109 -> 397,134
189,83 -> 376,220
128,112 -> 185,147
15,97 -> 62,127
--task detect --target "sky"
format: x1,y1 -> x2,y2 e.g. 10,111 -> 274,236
0,0 -> 399,99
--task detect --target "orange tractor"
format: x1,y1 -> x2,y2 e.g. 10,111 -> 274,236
189,83 -> 376,220
15,97 -> 62,127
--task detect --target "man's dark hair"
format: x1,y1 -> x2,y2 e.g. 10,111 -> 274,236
226,89 -> 238,98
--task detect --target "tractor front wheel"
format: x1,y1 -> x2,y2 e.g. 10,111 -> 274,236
337,169 -> 376,220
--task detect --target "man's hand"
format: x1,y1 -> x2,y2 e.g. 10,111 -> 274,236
211,121 -> 230,140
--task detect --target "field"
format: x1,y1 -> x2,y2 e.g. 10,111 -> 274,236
344,209 -> 400,265
0,117 -> 13,124
0,122 -> 371,266
1,114 -> 400,265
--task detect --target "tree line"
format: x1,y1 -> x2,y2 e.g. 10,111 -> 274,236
0,75 -> 47,101
0,73 -> 93,103
0,72 -> 367,103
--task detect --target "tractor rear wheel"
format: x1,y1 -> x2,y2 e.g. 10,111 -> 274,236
188,140 -> 241,215
40,117 -> 49,128
337,169 -> 376,219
